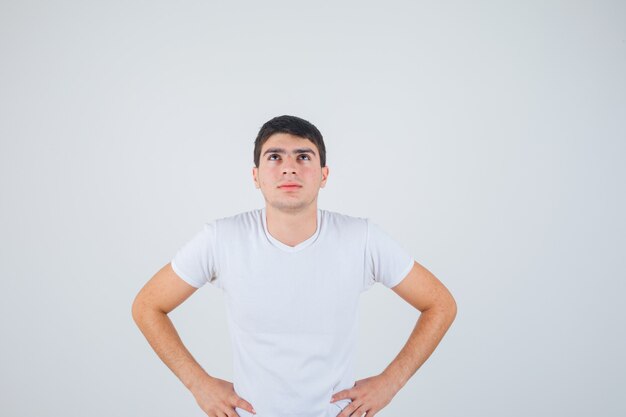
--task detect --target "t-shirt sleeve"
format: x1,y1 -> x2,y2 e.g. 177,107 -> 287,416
363,218 -> 415,292
170,221 -> 220,289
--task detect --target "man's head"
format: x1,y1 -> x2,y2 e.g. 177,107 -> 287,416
252,115 -> 329,213
253,115 -> 326,169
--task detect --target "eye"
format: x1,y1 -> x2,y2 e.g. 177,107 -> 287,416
268,154 -> 280,160
299,154 -> 311,160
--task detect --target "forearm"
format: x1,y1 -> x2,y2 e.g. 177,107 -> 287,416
381,305 -> 456,392
132,307 -> 213,391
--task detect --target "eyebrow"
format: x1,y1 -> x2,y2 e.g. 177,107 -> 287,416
262,147 -> 317,157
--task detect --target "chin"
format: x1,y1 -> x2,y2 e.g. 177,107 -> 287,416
269,200 -> 309,212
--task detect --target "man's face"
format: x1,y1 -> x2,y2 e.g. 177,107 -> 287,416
253,133 -> 329,213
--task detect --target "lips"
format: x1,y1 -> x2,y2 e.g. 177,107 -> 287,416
278,183 -> 302,188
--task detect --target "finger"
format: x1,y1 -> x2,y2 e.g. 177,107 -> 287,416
219,402 -> 236,417
349,406 -> 366,417
224,408 -> 239,417
337,404 -> 352,417
339,401 -> 362,417
234,398 -> 256,415
331,389 -> 350,402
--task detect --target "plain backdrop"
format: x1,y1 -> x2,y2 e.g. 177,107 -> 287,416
1,1 -> 624,416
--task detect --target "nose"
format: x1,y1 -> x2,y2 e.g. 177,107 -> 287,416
282,155 -> 298,175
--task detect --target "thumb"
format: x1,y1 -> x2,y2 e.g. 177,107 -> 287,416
331,390 -> 346,401
235,397 -> 256,414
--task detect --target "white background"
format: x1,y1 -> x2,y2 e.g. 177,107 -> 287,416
1,1 -> 624,416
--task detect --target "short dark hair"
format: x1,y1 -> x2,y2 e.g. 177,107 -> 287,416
253,115 -> 326,168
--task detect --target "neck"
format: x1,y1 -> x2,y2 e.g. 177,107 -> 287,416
264,203 -> 318,247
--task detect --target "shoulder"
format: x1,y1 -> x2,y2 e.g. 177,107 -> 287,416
214,209 -> 261,226
211,208 -> 263,236
324,211 -> 400,247
320,208 -> 368,234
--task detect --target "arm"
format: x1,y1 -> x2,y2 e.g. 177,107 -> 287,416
331,261 -> 456,417
131,262 -> 209,391
131,263 -> 257,416
382,260 -> 457,391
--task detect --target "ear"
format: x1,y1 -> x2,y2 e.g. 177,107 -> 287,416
252,166 -> 260,188
320,166 -> 329,188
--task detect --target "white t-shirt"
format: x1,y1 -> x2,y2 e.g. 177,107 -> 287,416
171,206 -> 414,417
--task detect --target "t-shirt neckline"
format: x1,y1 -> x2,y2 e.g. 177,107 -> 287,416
261,206 -> 322,252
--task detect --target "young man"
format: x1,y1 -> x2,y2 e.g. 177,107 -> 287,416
132,115 -> 457,417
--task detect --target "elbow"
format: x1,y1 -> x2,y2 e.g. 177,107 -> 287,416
429,293 -> 457,324
131,297 -> 141,324
448,296 -> 457,323
443,291 -> 457,325
131,293 -> 149,324
131,292 -> 166,324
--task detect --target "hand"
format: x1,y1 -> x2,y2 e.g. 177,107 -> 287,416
190,375 -> 256,416
330,373 -> 399,417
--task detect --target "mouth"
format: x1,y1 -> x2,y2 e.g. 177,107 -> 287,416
279,185 -> 302,190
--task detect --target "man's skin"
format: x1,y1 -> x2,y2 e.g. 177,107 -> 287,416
132,133 -> 457,417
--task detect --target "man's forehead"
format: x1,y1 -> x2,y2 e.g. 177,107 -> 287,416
261,133 -> 318,155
